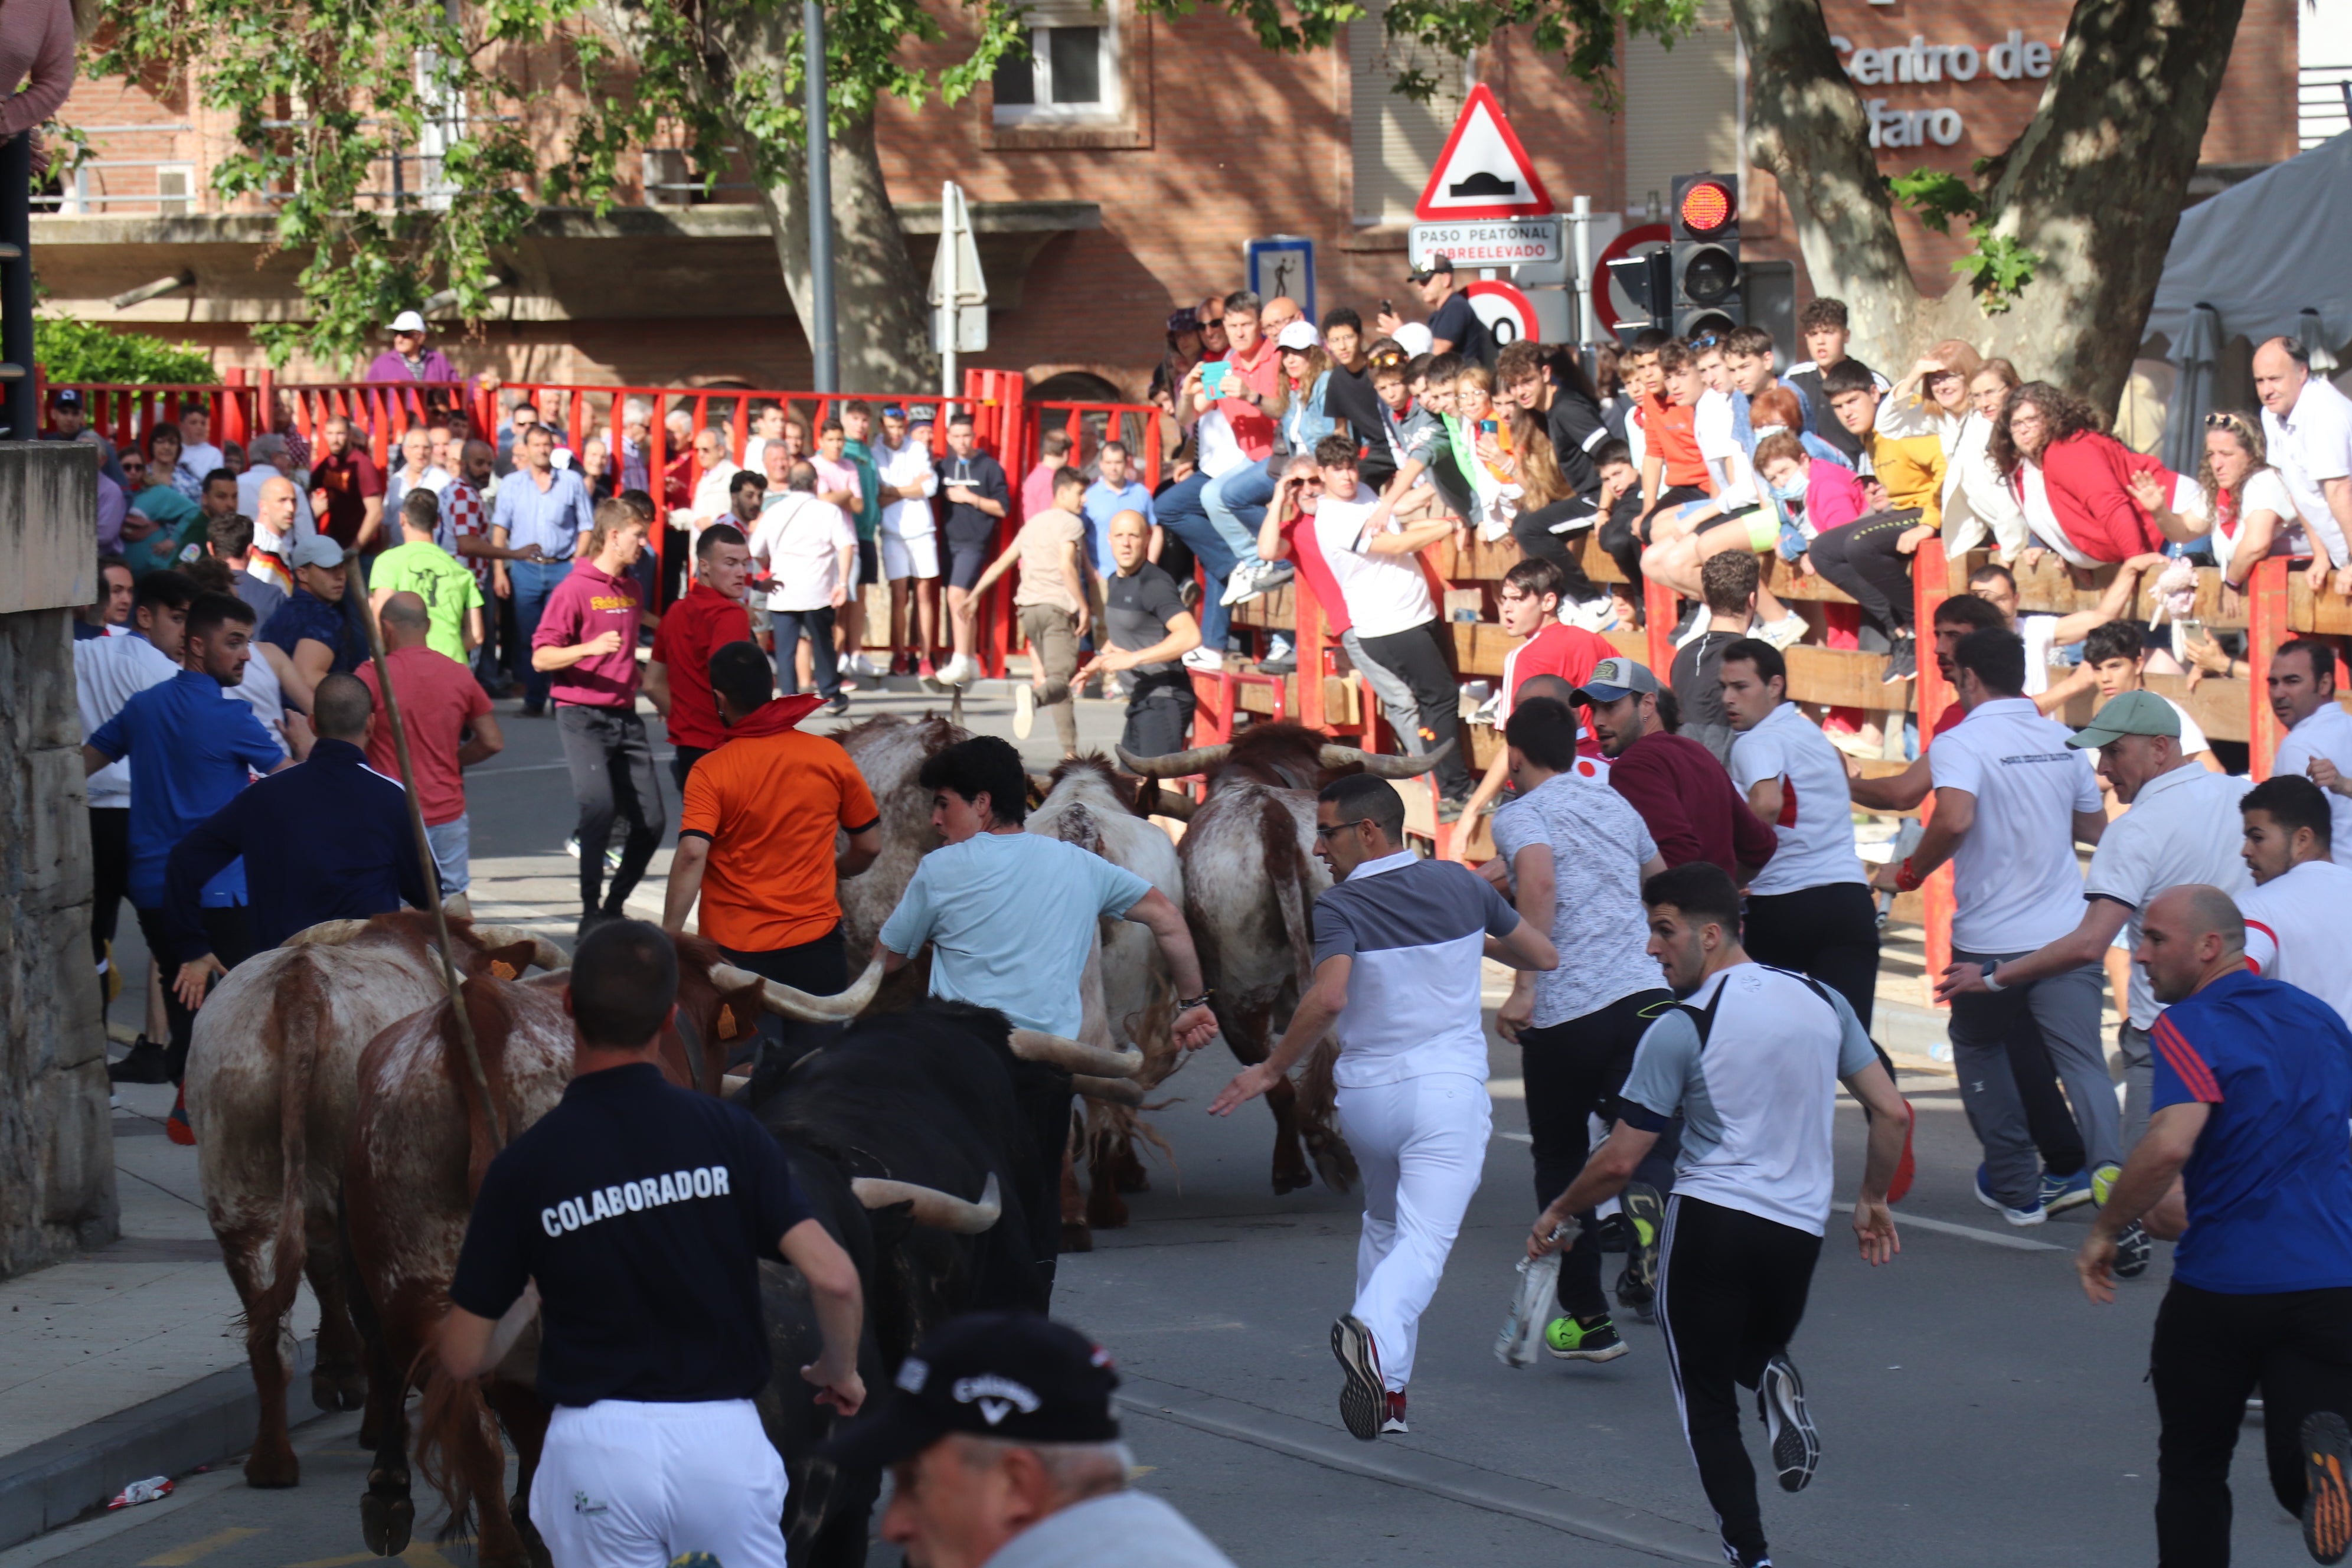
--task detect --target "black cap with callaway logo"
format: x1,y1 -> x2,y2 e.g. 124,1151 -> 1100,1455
820,1312 -> 1119,1468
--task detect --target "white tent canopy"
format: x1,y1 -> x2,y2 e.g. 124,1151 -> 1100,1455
2145,130 -> 2352,354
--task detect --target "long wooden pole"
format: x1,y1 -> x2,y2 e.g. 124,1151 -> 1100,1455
352,581 -> 506,1149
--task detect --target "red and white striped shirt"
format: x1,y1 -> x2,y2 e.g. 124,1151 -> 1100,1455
442,476 -> 494,592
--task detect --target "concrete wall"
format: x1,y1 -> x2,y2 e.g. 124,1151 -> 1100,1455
0,444 -> 117,1279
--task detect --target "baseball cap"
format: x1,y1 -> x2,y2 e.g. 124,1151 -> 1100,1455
388,309 -> 427,335
1569,656 -> 1661,706
819,1312 -> 1119,1469
1404,254 -> 1455,283
2066,688 -> 2181,749
289,535 -> 347,570
1275,320 -> 1321,353
1391,322 -> 1435,358
53,387 -> 82,409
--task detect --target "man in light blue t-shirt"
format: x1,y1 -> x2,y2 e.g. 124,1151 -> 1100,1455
877,736 -> 1217,1289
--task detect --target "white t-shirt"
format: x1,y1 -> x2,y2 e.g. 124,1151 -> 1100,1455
2212,467 -> 2308,574
1730,700 -> 1865,896
2274,700 -> 2352,868
2081,762 -> 2253,1028
74,632 -> 179,809
1929,697 -> 2102,953
174,441 -> 227,499
749,492 -> 858,613
2262,376 -> 2352,567
1620,963 -> 1879,1237
876,437 -> 940,539
1193,409 -> 1245,479
1695,390 -> 1754,509
2242,858 -> 2352,1028
228,643 -> 292,759
2018,613 -> 2058,698
1314,483 -> 1436,639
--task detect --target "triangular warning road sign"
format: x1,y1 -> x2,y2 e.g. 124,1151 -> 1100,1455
1414,83 -> 1554,221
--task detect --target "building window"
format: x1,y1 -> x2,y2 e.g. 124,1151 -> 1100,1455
992,6 -> 1120,123
1349,0 -> 1469,227
156,164 -> 196,214
1622,0 -> 1740,218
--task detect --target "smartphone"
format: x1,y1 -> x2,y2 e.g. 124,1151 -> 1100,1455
1478,419 -> 1498,436
1197,361 -> 1230,396
1381,298 -> 1394,316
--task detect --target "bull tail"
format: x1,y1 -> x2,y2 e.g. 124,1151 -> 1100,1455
1296,1037 -> 1358,1194
256,961 -> 326,1363
1265,795 -> 1316,1000
411,1344 -> 502,1543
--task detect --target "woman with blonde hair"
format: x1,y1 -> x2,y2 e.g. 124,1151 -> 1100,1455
2200,410 -> 2304,604
1880,339 -> 1984,449
1941,354 -> 2028,560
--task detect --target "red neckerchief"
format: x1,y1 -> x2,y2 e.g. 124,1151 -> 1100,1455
723,694 -> 825,743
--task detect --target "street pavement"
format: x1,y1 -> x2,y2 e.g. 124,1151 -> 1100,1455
31,681 -> 2315,1567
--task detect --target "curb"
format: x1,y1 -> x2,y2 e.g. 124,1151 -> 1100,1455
0,1339 -> 315,1553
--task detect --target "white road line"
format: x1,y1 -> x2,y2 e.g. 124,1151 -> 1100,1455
1831,1203 -> 2067,1253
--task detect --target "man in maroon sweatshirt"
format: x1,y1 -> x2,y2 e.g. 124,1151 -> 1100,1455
1572,656 -> 1778,882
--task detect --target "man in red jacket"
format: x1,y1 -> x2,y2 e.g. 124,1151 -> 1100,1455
1572,656 -> 1776,881
646,523 -> 756,790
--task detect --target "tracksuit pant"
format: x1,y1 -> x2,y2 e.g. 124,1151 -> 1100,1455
555,703 -> 665,919
1657,1195 -> 1824,1568
1947,948 -> 2117,1210
2118,1021 -> 2155,1152
1806,509 -> 1922,641
1337,1072 -> 1491,1392
1353,620 -> 1474,798
1340,631 -> 1422,753
533,1398 -> 788,1568
2151,1282 -> 2352,1567
1518,989 -> 1675,1319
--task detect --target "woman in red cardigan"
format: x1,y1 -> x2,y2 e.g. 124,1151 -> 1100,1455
1989,382 -> 2206,564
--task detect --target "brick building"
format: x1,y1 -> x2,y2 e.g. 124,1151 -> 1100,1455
39,0 -> 2303,397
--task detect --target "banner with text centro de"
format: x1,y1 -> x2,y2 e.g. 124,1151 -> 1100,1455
1413,83 -> 1555,221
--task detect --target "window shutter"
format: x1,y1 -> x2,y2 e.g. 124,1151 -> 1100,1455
1622,0 -> 1740,216
1350,0 -> 1467,227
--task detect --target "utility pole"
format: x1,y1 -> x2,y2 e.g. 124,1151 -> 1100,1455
803,0 -> 838,393
1,133 -> 31,440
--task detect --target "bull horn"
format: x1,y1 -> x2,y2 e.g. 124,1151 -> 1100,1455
1008,1030 -> 1144,1078
1318,737 -> 1458,779
709,956 -> 885,1022
1115,741 -> 1232,779
1145,790 -> 1196,823
285,919 -> 371,948
1072,1074 -> 1145,1105
852,1172 -> 1001,1234
470,926 -> 567,972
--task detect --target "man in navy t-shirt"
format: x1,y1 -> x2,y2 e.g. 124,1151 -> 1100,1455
441,921 -> 865,1568
2080,884 -> 2352,1567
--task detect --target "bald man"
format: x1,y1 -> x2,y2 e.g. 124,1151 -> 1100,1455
2082,883 -> 2352,1567
1077,508 -> 1199,757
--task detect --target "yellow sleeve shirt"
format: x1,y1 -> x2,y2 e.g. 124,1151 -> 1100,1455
1868,432 -> 1948,531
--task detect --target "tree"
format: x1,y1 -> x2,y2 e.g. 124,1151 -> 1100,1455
34,316 -> 217,383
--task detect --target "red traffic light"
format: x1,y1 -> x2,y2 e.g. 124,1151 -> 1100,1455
1679,180 -> 1733,234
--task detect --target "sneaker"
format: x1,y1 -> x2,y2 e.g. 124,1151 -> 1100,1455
1181,646 -> 1224,673
2114,1219 -> 2152,1278
1381,1391 -> 1409,1435
1757,613 -> 1808,651
1217,561 -> 1270,607
825,694 -> 851,717
1974,1165 -> 2047,1227
2041,1168 -> 2096,1215
166,1086 -> 194,1146
1437,792 -> 1472,824
565,832 -> 582,860
936,652 -> 978,688
1013,682 -> 1037,739
1257,648 -> 1297,677
1596,1213 -> 1630,1255
1888,1098 -> 1916,1206
1621,1181 -> 1665,1302
2092,1162 -> 2122,1208
917,656 -> 937,681
1331,1315 -> 1386,1442
1880,639 -> 1918,684
107,1038 -> 174,1084
2304,1410 -> 2352,1564
1615,1265 -> 1654,1319
1759,1353 -> 1820,1493
1469,692 -> 1503,727
851,653 -> 882,678
1544,1314 -> 1629,1363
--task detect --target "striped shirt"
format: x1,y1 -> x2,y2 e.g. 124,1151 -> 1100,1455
1312,850 -> 1520,1087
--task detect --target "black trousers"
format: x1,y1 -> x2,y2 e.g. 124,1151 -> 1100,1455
135,903 -> 253,1079
1596,490 -> 1648,587
1658,1195 -> 1824,1568
724,925 -> 848,1074
1354,621 -> 1475,797
554,704 -> 666,916
771,606 -> 841,699
1741,880 -> 1897,1093
1007,1057 -> 1073,1295
1121,681 -> 1195,759
1521,988 -> 1675,1317
1511,501 -> 1611,611
90,807 -> 130,973
669,743 -> 711,796
2152,1281 -> 2352,1566
1807,509 -> 1922,639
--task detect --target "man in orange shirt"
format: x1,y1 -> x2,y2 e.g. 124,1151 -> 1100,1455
664,641 -> 882,1063
1638,339 -> 1714,533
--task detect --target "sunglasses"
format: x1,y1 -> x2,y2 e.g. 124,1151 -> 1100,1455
1691,334 -> 1722,349
1312,818 -> 1370,841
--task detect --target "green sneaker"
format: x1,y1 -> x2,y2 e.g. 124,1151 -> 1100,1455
1543,1314 -> 1630,1363
2092,1162 -> 2122,1208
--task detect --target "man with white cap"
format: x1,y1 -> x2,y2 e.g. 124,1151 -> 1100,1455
364,309 -> 459,384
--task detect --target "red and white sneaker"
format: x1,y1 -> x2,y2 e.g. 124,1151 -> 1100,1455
1331,1315 -> 1384,1441
1381,1391 -> 1409,1435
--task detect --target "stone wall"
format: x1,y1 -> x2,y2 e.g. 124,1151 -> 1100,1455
0,444 -> 116,1278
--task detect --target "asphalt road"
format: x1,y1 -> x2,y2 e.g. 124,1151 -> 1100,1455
60,683 -> 2313,1568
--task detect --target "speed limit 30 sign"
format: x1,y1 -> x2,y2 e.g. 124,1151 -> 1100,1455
1463,280 -> 1539,347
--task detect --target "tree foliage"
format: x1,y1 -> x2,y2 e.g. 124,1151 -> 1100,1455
1886,165 -> 2042,315
34,316 -> 220,383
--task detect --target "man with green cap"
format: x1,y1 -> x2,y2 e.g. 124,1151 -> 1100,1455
1938,684 -> 2251,1271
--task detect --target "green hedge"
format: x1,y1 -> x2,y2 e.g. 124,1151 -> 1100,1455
36,317 -> 218,386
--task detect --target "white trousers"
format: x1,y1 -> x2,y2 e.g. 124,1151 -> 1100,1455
531,1398 -> 788,1568
1336,1072 -> 1491,1391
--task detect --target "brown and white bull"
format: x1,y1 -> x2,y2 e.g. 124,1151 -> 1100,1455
182,910 -> 564,1490
829,711 -> 969,961
1118,723 -> 1448,1195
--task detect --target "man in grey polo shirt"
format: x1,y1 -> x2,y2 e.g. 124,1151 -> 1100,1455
1211,773 -> 1557,1441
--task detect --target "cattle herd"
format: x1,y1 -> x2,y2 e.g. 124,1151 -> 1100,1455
180,713 -> 1447,1566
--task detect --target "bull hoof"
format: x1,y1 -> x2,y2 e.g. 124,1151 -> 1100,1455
360,1489 -> 413,1556
1060,1220 -> 1095,1253
1305,1133 -> 1360,1195
1084,1184 -> 1129,1231
244,1449 -> 299,1489
312,1369 -> 368,1412
1115,1167 -> 1151,1195
1271,1163 -> 1313,1196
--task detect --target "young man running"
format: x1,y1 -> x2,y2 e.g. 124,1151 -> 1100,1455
1212,773 -> 1556,1439
1532,861 -> 1906,1568
2237,774 -> 2352,1028
1451,556 -> 1612,836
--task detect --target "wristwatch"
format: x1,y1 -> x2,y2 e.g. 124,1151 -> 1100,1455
1981,959 -> 2006,993
1178,992 -> 1213,1012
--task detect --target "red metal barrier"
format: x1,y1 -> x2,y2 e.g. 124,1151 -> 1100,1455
1912,540 -> 1955,1003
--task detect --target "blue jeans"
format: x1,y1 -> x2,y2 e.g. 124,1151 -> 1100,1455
508,558 -> 573,710
1201,458 -> 1272,558
1155,472 -> 1236,648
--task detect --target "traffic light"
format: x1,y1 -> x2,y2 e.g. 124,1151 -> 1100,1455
1671,171 -> 1741,339
1605,249 -> 1673,347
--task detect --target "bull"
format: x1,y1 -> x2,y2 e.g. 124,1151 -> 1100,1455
1118,722 -> 1448,1195
181,909 -> 564,1489
828,711 -> 969,961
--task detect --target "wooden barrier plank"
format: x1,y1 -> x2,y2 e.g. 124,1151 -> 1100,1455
2289,572 -> 2352,635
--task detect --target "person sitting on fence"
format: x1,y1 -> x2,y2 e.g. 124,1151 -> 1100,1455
2200,410 -> 2307,606
1802,360 -> 1950,685
1991,381 -> 2205,569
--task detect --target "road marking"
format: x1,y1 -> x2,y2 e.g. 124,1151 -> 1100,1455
1832,1203 -> 2067,1252
1495,1131 -> 1532,1145
139,1528 -> 263,1566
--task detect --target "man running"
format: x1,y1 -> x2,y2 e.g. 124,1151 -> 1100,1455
1211,774 -> 1557,1439
2079,885 -> 2352,1568
1576,656 -> 1777,880
1893,628 -> 2115,1229
2237,775 -> 2352,1027
1531,862 -> 1905,1568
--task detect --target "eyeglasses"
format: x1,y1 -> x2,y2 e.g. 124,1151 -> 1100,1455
1690,334 -> 1721,349
1312,818 -> 1370,841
